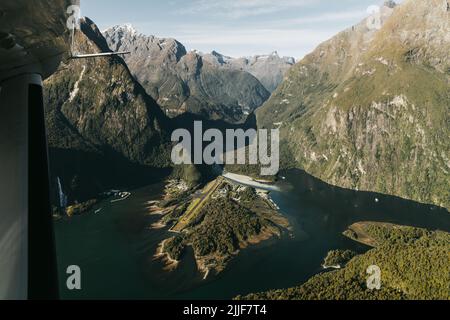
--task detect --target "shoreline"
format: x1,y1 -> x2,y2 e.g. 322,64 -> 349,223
150,177 -> 290,280
153,239 -> 179,271
193,226 -> 284,280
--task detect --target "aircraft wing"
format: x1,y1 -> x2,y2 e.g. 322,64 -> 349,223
0,0 -> 77,300
0,0 -> 75,82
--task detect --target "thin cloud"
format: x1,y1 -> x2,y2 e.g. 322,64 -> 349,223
177,27 -> 332,45
94,0 -> 392,58
177,0 -> 317,18
172,25 -> 336,58
167,5 -> 372,58
287,9 -> 368,24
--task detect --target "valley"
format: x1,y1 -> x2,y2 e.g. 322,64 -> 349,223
103,25 -> 294,122
46,0 -> 449,301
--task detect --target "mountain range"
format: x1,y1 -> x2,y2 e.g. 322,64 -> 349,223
103,25 -> 294,122
44,18 -> 262,204
256,0 -> 450,210
201,50 -> 295,92
44,0 -> 449,212
42,0 -> 450,300
44,18 -> 172,203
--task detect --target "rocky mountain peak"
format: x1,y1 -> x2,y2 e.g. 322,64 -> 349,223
384,0 -> 397,9
208,50 -> 233,65
104,23 -> 138,36
103,26 -> 187,64
44,18 -> 172,202
200,50 -> 295,92
103,25 -> 270,122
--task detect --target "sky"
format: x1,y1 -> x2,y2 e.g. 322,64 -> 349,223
81,0 -> 398,60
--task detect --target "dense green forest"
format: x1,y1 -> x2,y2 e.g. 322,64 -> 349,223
323,250 -> 357,268
163,185 -> 288,273
237,224 -> 450,300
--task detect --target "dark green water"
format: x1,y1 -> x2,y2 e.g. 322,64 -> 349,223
54,169 -> 450,299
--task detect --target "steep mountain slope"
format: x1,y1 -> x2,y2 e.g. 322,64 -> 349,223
103,25 -> 270,123
44,18 -> 172,203
257,0 -> 450,210
201,51 -> 295,92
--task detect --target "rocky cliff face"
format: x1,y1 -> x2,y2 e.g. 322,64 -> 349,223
257,0 -> 450,210
201,51 -> 295,93
103,25 -> 270,123
44,18 -> 172,203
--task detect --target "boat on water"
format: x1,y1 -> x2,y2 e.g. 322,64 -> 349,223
111,192 -> 131,203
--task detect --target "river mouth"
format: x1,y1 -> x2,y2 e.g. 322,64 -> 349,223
54,169 -> 449,300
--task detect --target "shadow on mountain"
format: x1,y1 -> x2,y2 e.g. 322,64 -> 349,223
172,112 -> 256,133
48,147 -> 170,205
